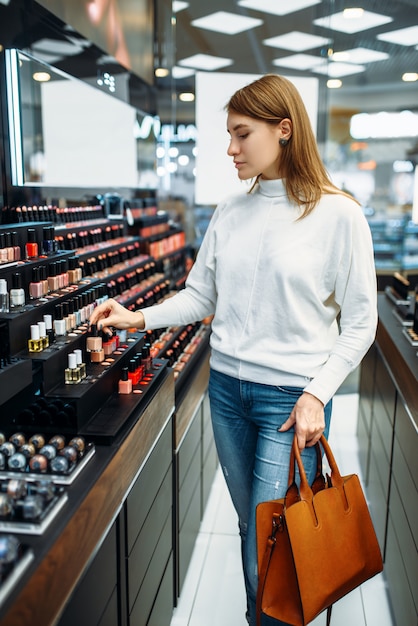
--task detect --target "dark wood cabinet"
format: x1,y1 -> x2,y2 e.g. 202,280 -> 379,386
357,295 -> 417,624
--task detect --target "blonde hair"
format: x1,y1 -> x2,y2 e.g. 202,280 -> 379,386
226,74 -> 355,218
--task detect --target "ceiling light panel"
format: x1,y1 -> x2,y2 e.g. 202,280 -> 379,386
191,11 -> 263,35
313,62 -> 366,77
331,47 -> 389,64
178,54 -> 233,71
313,10 -> 393,34
263,31 -> 331,51
238,0 -> 321,16
272,53 -> 325,71
172,66 -> 195,79
377,25 -> 418,46
173,1 -> 189,12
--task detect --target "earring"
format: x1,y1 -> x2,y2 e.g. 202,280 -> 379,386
279,138 -> 289,146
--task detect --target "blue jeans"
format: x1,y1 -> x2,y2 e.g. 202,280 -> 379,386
208,368 -> 332,626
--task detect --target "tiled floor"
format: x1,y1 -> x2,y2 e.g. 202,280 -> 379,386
170,393 -> 394,626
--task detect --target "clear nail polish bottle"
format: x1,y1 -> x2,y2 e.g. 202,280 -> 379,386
28,324 -> 43,353
10,272 -> 25,309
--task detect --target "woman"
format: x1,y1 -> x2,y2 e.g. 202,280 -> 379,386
89,74 -> 377,626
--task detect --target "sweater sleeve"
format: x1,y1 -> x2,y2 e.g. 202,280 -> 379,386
141,208 -> 219,330
304,207 -> 378,405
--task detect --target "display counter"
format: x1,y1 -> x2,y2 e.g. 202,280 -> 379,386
357,294 -> 417,625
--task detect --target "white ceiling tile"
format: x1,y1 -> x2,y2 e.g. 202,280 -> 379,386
314,10 -> 393,34
238,0 -> 321,16
191,11 -> 262,35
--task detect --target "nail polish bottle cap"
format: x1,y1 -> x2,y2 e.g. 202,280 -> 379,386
54,303 -> 63,320
31,266 -> 40,282
121,367 -> 129,381
5,232 -> 11,246
27,228 -> 37,243
68,353 -> 77,369
38,321 -> 46,337
0,233 -> 5,248
11,232 -> 20,247
49,262 -> 57,277
74,349 -> 83,366
43,314 -> 52,330
0,279 -> 7,295
128,359 -> 136,373
90,323 -> 98,337
12,273 -> 22,289
30,324 -> 40,341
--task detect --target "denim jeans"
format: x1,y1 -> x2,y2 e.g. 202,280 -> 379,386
208,368 -> 332,626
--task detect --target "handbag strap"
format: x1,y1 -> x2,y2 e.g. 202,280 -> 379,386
256,512 -> 283,626
291,435 -> 344,504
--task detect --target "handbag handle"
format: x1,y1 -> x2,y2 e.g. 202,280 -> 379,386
290,434 -> 345,506
285,437 -> 326,507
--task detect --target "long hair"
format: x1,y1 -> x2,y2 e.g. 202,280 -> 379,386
226,74 -> 354,218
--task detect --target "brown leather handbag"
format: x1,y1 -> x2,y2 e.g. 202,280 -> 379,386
256,435 -> 383,626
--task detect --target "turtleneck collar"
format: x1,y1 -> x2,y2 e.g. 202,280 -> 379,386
257,177 -> 287,198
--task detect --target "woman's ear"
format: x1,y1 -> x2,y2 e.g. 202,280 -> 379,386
279,118 -> 292,141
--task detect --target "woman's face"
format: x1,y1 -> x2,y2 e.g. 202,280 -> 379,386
226,112 -> 284,180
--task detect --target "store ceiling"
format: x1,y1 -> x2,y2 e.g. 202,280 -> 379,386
168,0 -> 418,121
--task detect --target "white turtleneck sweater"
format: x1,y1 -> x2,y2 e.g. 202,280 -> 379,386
142,178 -> 377,405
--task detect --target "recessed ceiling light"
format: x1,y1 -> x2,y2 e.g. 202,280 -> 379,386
331,47 -> 389,64
172,66 -> 195,79
238,0 -> 321,16
191,11 -> 262,35
313,10 -> 392,34
33,71 -> 51,82
179,92 -> 195,102
173,1 -> 189,12
272,53 -> 325,71
313,61 -> 365,77
155,67 -> 170,77
263,31 -> 331,51
377,25 -> 418,46
327,79 -> 342,89
178,54 -> 233,71
402,73 -> 418,82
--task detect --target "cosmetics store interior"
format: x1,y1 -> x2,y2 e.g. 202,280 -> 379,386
0,1 -> 417,625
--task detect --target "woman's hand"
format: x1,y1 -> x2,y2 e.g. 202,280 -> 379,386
89,298 -> 145,332
278,392 -> 325,449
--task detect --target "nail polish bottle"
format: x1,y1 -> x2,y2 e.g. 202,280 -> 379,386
118,367 -> 132,394
0,279 -> 9,313
102,331 -> 116,356
43,314 -> 55,344
37,320 -> 49,349
68,256 -> 82,284
53,303 -> 66,337
11,232 -> 21,261
0,233 -> 8,263
10,272 -> 25,309
128,359 -> 138,385
42,226 -> 55,256
73,349 -> 86,379
48,262 -> 59,292
26,228 -> 38,259
4,233 -> 14,262
28,324 -> 43,353
87,324 -> 104,362
65,352 -> 81,384
29,267 -> 43,299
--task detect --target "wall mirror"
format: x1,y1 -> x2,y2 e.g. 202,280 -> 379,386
5,48 -> 158,189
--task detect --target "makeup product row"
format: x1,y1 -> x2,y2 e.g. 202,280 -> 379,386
118,343 -> 154,394
0,258 -> 86,313
147,230 -> 186,259
0,432 -> 87,477
2,204 -> 105,225
56,223 -> 125,252
0,227 -> 58,265
145,323 -> 207,380
27,287 -> 108,354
